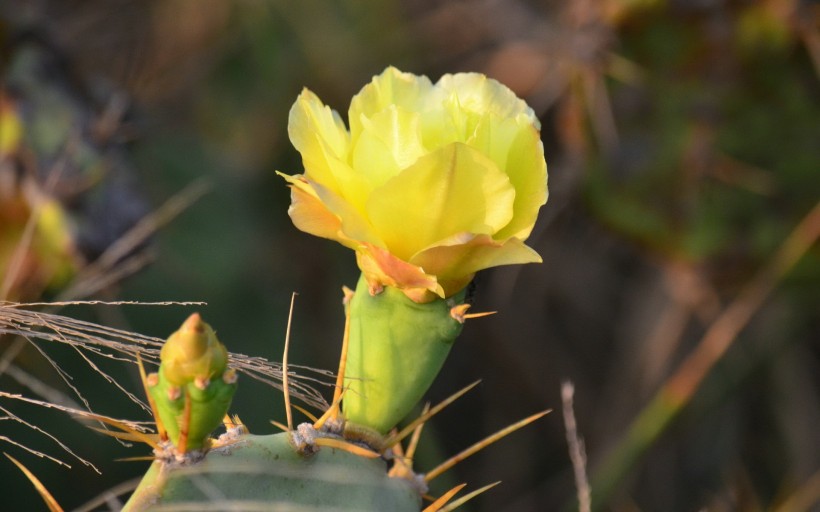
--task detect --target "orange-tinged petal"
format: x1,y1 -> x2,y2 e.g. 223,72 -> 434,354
279,172 -> 382,248
356,242 -> 444,301
286,182 -> 354,248
366,143 -> 515,261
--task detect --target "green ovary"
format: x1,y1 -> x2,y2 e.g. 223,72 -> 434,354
343,274 -> 466,434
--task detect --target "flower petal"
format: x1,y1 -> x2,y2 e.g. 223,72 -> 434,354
366,143 -> 515,261
411,235 -> 542,296
279,172 -> 381,248
349,67 -> 435,137
435,72 -> 539,128
493,118 -> 548,240
288,89 -> 361,198
467,113 -> 521,177
288,88 -> 350,177
351,105 -> 426,190
285,179 -> 350,248
356,242 -> 444,301
287,89 -> 374,213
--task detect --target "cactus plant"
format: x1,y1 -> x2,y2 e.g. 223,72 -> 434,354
113,66 -> 550,510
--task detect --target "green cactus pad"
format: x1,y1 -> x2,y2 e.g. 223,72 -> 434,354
123,432 -> 421,511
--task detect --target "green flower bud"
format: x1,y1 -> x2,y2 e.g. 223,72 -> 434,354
159,313 -> 228,386
148,314 -> 237,451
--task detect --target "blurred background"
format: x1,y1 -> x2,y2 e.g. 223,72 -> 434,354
1,0 -> 818,510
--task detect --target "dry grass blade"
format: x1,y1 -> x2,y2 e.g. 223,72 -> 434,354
591,200 -> 820,510
0,391 -> 152,431
6,301 -> 206,307
562,381 -> 591,512
666,200 -> 820,404
424,409 -> 550,482
0,436 -> 69,468
283,293 -> 297,431
4,452 -> 64,512
0,399 -> 98,472
81,405 -> 162,447
87,426 -> 159,447
0,302 -> 332,409
1,391 -> 156,463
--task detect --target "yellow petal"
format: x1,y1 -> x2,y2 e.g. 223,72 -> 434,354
288,89 -> 373,208
492,119 -> 548,241
417,73 -> 539,153
419,91 -> 480,148
466,113 -> 522,175
411,235 -> 542,296
349,67 -> 435,137
436,72 -> 539,129
288,89 -> 350,181
366,143 -> 515,261
351,105 -> 427,190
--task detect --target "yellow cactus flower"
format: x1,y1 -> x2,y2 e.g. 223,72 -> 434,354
281,67 -> 548,302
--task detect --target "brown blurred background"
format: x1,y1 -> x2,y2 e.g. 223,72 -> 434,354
1,0 -> 819,510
